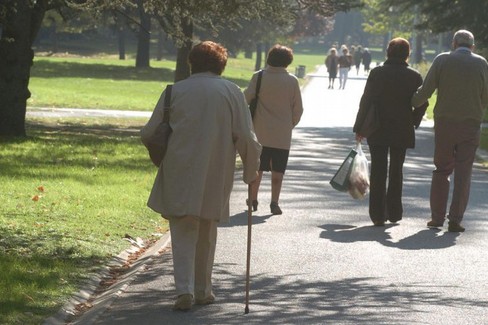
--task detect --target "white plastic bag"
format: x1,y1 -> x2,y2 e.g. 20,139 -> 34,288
348,141 -> 370,200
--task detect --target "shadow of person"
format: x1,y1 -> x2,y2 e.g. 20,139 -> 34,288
319,224 -> 394,245
221,210 -> 273,228
319,224 -> 460,250
384,229 -> 460,250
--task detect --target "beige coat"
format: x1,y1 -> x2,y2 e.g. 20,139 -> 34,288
141,72 -> 262,222
244,66 -> 303,150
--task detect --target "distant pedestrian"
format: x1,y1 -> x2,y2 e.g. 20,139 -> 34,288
411,30 -> 488,232
141,41 -> 261,311
325,47 -> 339,89
338,46 -> 353,89
244,44 -> 304,215
353,37 -> 428,226
354,46 -> 363,75
362,48 -> 372,74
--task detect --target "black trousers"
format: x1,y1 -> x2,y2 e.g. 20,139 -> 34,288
368,145 -> 407,223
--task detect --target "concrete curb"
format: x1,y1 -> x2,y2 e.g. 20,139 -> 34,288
43,233 -> 171,325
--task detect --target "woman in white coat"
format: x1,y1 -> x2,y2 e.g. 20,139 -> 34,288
244,44 -> 303,215
141,41 -> 261,311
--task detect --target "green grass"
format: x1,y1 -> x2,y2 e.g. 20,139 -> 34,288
0,119 -> 165,324
28,53 -> 320,111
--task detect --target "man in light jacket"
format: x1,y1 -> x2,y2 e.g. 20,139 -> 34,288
141,41 -> 261,310
412,30 -> 488,232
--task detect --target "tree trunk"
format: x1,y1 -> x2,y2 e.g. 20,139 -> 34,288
0,0 -> 47,137
244,49 -> 252,59
135,0 -> 151,68
116,12 -> 126,60
254,43 -> 263,71
156,28 -> 164,61
174,18 -> 193,82
414,33 -> 423,64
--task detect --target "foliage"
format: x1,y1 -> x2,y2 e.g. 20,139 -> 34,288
361,0 -> 414,38
384,0 -> 488,48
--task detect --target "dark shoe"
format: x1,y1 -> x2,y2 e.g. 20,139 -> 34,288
448,221 -> 465,232
373,221 -> 385,226
270,202 -> 282,215
388,217 -> 402,223
246,199 -> 258,212
172,294 -> 193,311
427,220 -> 444,228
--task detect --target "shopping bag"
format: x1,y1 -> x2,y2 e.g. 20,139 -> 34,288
348,142 -> 370,199
330,146 -> 357,192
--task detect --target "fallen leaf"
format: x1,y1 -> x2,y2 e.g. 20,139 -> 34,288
37,186 -> 45,192
32,195 -> 40,202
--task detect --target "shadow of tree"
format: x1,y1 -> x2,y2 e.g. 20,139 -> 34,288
32,60 -> 174,82
0,121 -> 156,182
86,252 -> 488,325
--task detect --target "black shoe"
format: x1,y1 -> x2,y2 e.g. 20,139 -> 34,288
246,199 -> 258,212
427,220 -> 444,228
448,221 -> 465,232
388,217 -> 402,223
373,221 -> 385,226
270,202 -> 282,215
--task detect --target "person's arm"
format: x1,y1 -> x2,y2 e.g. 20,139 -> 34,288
243,73 -> 258,105
412,57 -> 439,107
141,89 -> 166,143
481,61 -> 488,112
232,89 -> 262,184
412,73 -> 429,129
353,67 -> 380,134
292,78 -> 303,127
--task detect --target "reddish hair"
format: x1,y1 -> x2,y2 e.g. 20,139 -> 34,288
189,41 -> 228,75
267,44 -> 294,67
387,38 -> 410,61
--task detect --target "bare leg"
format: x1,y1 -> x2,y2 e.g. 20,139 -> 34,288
250,171 -> 263,201
271,171 -> 284,203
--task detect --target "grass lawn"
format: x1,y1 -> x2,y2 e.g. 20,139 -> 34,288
28,53 -> 324,111
0,118 -> 165,324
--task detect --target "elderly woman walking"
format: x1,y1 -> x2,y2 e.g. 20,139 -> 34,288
141,41 -> 261,311
244,44 -> 303,215
353,38 -> 428,226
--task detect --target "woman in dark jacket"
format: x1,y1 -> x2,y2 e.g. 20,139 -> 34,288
353,37 -> 428,226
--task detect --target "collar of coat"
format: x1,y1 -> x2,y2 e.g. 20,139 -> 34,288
383,58 -> 409,66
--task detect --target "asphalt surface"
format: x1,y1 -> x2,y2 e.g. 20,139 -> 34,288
43,66 -> 488,325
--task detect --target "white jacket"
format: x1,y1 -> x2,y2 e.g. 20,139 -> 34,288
141,72 -> 262,222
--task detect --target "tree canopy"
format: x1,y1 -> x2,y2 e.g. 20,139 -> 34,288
384,0 -> 488,48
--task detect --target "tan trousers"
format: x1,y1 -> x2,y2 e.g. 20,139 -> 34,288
430,119 -> 480,223
169,215 -> 217,298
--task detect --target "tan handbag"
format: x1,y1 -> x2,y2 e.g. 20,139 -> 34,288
142,85 -> 173,167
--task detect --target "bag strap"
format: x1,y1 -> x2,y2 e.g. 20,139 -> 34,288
163,84 -> 172,123
255,70 -> 263,100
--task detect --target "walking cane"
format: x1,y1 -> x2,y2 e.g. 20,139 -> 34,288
245,184 -> 252,314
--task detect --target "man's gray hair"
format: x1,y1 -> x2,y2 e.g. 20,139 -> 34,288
453,30 -> 474,47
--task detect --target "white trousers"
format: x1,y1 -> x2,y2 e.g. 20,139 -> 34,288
339,67 -> 349,88
169,215 -> 217,298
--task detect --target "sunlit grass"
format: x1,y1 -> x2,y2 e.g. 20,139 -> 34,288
0,119 -> 166,324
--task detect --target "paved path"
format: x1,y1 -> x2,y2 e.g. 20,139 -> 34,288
47,66 -> 488,325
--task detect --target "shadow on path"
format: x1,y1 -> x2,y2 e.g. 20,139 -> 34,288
96,252 -> 488,325
319,224 -> 460,250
